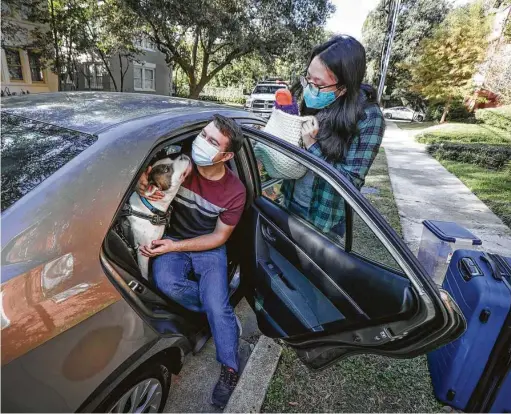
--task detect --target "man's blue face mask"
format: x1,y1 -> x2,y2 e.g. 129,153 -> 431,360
303,85 -> 339,109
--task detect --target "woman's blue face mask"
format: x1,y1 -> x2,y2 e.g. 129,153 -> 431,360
303,84 -> 339,109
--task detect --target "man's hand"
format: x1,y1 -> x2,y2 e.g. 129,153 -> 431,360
136,166 -> 165,201
301,116 -> 319,149
139,239 -> 176,257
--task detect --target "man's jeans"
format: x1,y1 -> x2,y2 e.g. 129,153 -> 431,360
152,243 -> 239,371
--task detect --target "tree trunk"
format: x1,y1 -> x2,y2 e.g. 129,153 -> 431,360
49,0 -> 62,91
97,50 -> 118,92
188,86 -> 201,99
440,98 -> 451,123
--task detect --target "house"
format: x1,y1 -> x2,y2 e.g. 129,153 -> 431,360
70,38 -> 173,95
1,2 -> 58,95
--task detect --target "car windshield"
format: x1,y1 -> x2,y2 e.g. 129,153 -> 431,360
253,85 -> 286,94
1,113 -> 98,212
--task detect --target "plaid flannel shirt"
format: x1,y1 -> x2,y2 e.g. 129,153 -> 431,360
281,103 -> 385,233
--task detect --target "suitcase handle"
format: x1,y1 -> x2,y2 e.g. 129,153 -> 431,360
481,253 -> 502,281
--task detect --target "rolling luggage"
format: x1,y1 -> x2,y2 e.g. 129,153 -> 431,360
427,250 -> 511,412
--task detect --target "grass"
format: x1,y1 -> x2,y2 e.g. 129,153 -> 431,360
394,121 -> 436,130
416,123 -> 511,145
434,160 -> 511,228
262,149 -> 443,413
352,149 -> 402,271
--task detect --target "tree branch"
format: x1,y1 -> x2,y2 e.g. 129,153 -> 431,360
192,26 -> 200,69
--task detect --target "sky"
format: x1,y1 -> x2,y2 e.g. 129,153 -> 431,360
325,0 -> 474,41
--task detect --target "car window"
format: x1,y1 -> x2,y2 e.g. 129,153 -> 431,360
252,140 -> 404,273
253,85 -> 286,94
1,113 -> 97,212
255,142 -> 346,247
352,211 -> 401,271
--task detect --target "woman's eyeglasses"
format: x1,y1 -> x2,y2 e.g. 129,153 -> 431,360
299,75 -> 339,97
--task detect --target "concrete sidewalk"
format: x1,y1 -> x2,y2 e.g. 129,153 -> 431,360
164,298 -> 261,413
383,121 -> 511,255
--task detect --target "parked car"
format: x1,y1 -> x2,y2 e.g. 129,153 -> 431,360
244,83 -> 288,119
383,106 -> 425,122
1,92 -> 465,413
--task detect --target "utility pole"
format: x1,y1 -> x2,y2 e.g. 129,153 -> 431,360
377,0 -> 401,103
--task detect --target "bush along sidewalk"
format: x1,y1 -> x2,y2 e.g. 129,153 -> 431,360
475,105 -> 511,131
426,143 -> 511,170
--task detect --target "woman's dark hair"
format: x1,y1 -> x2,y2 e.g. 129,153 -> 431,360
291,35 -> 378,162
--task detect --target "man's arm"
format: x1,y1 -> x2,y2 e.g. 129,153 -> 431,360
139,219 -> 235,257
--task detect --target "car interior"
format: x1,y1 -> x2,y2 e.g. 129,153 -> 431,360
101,127 -> 419,347
101,133 -> 250,339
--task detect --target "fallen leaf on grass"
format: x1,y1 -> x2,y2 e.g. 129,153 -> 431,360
289,402 -> 298,406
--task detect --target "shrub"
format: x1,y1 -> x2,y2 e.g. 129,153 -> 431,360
197,94 -> 246,105
426,100 -> 475,122
475,105 -> 511,132
426,142 -> 511,170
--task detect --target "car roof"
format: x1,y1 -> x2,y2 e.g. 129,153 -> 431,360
0,92 -> 225,135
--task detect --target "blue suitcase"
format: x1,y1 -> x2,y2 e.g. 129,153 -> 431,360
428,250 -> 511,411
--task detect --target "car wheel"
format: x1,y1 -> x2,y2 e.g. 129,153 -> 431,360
95,358 -> 171,413
415,115 -> 424,122
384,113 -> 392,119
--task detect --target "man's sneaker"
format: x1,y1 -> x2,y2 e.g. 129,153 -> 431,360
211,364 -> 239,408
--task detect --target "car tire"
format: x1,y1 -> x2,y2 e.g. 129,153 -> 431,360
384,113 -> 392,119
94,358 -> 171,413
415,115 -> 424,122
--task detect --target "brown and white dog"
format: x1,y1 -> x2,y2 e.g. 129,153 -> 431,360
128,154 -> 191,279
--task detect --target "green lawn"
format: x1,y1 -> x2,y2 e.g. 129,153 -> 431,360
416,123 -> 511,145
262,149 -> 443,413
435,160 -> 511,228
394,121 -> 436,130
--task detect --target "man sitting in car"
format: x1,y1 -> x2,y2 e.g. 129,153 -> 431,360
136,115 -> 246,408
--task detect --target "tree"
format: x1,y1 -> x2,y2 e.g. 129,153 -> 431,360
483,43 -> 511,104
362,0 -> 450,108
409,2 -> 491,123
36,0 -> 143,91
211,26 -> 331,92
126,0 -> 334,98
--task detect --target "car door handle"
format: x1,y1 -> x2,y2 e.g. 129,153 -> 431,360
261,225 -> 277,243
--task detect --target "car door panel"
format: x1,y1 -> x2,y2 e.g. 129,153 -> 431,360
241,125 -> 465,368
255,197 -> 416,324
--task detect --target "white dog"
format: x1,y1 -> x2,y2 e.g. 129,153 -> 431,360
127,154 -> 191,279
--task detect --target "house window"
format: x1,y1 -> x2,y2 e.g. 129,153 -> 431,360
85,63 -> 105,90
28,51 -> 44,82
135,38 -> 156,51
5,49 -> 24,81
134,63 -> 156,91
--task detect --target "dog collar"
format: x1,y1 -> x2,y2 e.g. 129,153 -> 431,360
139,194 -> 166,214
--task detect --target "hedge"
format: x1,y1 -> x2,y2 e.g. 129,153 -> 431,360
475,105 -> 511,132
426,142 -> 511,170
198,94 -> 246,105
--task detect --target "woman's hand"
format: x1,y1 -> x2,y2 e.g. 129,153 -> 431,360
301,116 -> 319,149
136,166 -> 164,201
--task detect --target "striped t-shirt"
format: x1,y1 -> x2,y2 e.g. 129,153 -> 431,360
166,165 -> 246,239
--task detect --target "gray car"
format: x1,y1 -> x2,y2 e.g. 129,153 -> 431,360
1,92 -> 464,413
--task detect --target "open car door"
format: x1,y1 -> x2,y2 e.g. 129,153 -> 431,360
240,125 -> 465,370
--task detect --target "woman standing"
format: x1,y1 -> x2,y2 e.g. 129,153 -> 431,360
282,35 -> 385,237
